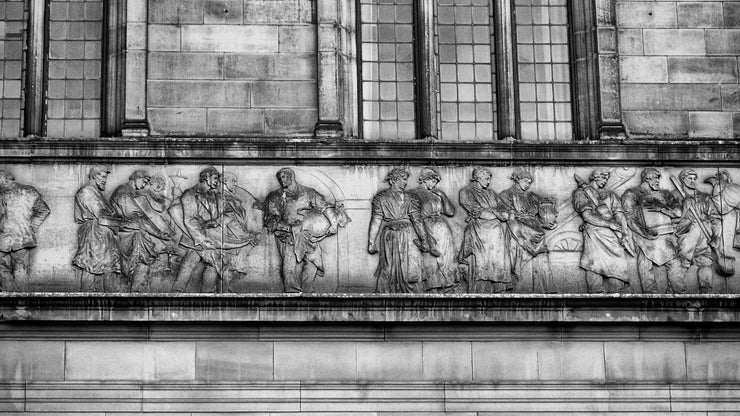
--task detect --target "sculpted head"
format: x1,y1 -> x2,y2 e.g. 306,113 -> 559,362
129,170 -> 151,191
590,168 -> 611,189
640,168 -> 661,191
223,171 -> 238,193
199,167 -> 221,190
0,170 -> 14,185
276,168 -> 295,189
418,167 -> 441,190
471,167 -> 492,189
511,168 -> 534,191
679,169 -> 697,190
147,175 -> 167,194
385,168 -> 410,190
89,165 -> 111,191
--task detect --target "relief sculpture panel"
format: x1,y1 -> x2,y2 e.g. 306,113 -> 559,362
1,164 -> 739,295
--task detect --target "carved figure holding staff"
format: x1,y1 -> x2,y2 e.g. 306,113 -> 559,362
622,168 -> 685,294
670,170 -> 732,293
572,168 -> 634,293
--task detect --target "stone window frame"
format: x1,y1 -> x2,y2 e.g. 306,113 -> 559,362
349,0 -> 627,141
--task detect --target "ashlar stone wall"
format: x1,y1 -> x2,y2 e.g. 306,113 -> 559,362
147,0 -> 318,136
618,0 -> 740,139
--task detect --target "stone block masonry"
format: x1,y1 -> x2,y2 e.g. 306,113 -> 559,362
617,1 -> 740,139
147,0 -> 318,136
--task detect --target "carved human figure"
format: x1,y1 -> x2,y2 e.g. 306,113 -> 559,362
706,170 -> 740,250
409,167 -> 459,293
671,169 -> 722,293
572,168 -> 634,293
621,168 -> 685,294
220,171 -> 262,291
457,167 -> 513,293
170,167 -> 223,293
368,168 -> 434,293
73,166 -> 123,292
0,170 -> 50,291
498,169 -> 557,293
264,168 -> 339,293
111,170 -> 175,293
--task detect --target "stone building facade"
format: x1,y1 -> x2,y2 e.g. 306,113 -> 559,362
1,0 -> 740,413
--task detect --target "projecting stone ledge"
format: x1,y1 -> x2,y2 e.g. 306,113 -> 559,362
0,294 -> 738,323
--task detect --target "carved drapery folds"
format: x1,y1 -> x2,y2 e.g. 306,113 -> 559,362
0,164 -> 737,295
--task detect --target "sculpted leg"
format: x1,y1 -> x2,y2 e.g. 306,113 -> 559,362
664,258 -> 687,294
172,250 -> 202,292
11,249 -> 30,290
201,266 -> 220,293
277,240 -> 301,293
79,270 -> 104,292
637,250 -> 658,294
130,263 -> 150,293
0,252 -> 15,291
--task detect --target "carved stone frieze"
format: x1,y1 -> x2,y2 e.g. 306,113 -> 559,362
0,164 -> 738,294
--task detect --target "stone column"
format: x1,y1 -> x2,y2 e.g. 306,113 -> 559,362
314,0 -> 355,138
493,0 -> 516,140
415,0 -> 437,140
595,0 -> 626,139
121,0 -> 149,136
24,0 -> 45,136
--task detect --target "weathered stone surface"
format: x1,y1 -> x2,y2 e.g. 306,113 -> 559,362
223,54 -> 316,80
705,30 -> 740,55
274,342 -> 356,380
620,57 -> 667,83
722,85 -> 740,111
677,2 -> 723,28
65,342 -> 196,381
149,53 -> 223,80
181,26 -> 278,53
421,342 -> 472,381
618,29 -> 644,55
147,25 -> 180,51
643,29 -> 706,55
195,341 -> 273,381
726,2 -> 740,28
604,342 -> 687,381
279,26 -> 316,53
356,342 -> 422,381
0,342 -> 65,381
148,108 -> 207,134
616,2 -> 676,28
623,111 -> 689,137
621,84 -> 721,111
686,343 -> 740,381
148,80 -> 250,107
472,342 -> 539,381
689,111 -> 734,139
206,108 -> 264,135
538,342 -> 605,381
667,57 -> 738,83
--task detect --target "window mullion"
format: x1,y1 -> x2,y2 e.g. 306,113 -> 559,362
25,0 -> 47,136
493,0 -> 517,140
415,0 -> 438,140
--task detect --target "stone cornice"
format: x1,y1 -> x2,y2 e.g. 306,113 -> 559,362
1,294 -> 739,323
1,138 -> 739,165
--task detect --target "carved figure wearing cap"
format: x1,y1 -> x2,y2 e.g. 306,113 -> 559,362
621,168 -> 685,293
368,167 -> 433,293
0,170 -> 50,291
498,168 -> 558,293
72,165 -> 123,292
264,168 -> 345,293
111,169 -> 174,292
409,167 -> 459,293
671,169 -> 722,293
457,167 -> 513,293
572,168 -> 635,293
170,167 -> 223,292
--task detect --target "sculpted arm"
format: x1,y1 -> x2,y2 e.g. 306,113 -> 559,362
436,189 -> 456,217
181,191 -> 209,247
31,191 -> 50,231
367,194 -> 383,253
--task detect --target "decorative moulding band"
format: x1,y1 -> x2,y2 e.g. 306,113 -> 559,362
1,294 -> 739,323
1,139 -> 740,164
